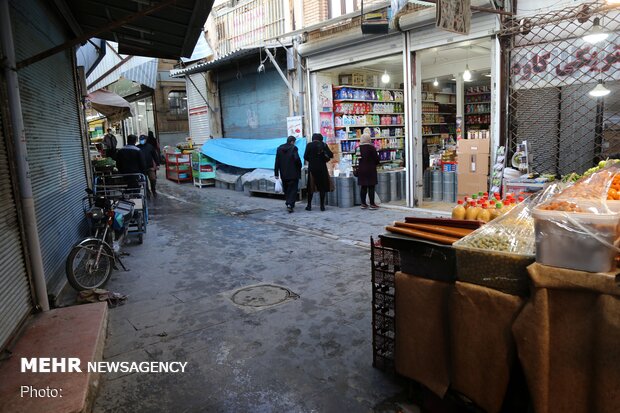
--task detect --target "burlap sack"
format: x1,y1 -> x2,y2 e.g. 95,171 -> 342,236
395,272 -> 451,397
450,281 -> 525,413
513,263 -> 620,413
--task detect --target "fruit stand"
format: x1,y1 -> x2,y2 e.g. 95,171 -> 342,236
374,163 -> 620,413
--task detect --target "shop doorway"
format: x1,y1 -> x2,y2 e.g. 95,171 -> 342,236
123,96 -> 156,142
311,54 -> 408,206
417,38 -> 493,211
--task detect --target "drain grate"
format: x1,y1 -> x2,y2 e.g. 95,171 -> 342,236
231,284 -> 298,308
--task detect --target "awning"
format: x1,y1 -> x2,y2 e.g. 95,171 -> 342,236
171,47 -> 261,77
18,0 -> 215,69
200,137 -> 307,169
86,90 -> 133,123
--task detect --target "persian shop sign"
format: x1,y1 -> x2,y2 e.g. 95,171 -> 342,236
511,35 -> 620,90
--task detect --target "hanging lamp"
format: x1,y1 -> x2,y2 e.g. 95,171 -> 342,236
583,18 -> 609,44
589,80 -> 610,97
381,70 -> 390,84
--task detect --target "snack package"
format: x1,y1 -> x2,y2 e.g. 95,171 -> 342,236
455,184 -> 563,255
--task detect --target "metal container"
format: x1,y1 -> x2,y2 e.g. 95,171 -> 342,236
400,170 -> 407,201
336,176 -> 355,208
442,172 -> 456,203
259,180 -> 267,191
533,209 -> 619,273
377,172 -> 391,203
235,178 -> 243,191
327,177 -> 338,206
424,169 -> 431,199
431,170 -> 443,202
352,176 -> 361,205
389,171 -> 398,201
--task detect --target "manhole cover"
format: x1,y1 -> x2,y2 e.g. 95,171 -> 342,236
231,284 -> 298,308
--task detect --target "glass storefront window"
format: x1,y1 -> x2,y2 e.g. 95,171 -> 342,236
168,91 -> 187,115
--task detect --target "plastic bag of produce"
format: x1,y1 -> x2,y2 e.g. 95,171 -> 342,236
274,178 -> 283,194
455,184 -> 562,255
533,164 -> 620,272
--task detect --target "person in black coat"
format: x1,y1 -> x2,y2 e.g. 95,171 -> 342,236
116,134 -> 146,189
274,136 -> 302,213
138,134 -> 161,197
357,132 -> 380,209
304,133 -> 333,211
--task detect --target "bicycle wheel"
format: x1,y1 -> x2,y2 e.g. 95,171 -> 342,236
66,239 -> 114,290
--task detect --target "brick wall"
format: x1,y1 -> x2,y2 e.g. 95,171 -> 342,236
303,0 -> 328,27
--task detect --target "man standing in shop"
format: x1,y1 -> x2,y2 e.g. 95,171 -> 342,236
103,128 -> 117,158
274,136 -> 302,213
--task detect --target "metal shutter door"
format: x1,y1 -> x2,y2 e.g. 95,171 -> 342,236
187,73 -> 211,146
0,102 -> 32,350
12,0 -> 89,293
220,69 -> 288,139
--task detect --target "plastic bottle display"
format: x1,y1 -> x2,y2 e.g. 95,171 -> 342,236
452,200 -> 466,220
465,201 -> 480,220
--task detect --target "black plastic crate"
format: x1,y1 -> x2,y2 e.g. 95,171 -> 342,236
379,233 -> 456,282
373,288 -> 395,313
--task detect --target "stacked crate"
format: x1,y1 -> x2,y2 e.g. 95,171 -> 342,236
370,237 -> 400,372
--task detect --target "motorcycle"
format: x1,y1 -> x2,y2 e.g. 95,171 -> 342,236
65,188 -> 134,291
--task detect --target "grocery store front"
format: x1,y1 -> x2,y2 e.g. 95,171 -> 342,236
404,11 -> 501,211
304,33 -> 410,207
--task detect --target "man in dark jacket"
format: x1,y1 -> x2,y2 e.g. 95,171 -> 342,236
138,134 -> 160,197
116,134 -> 146,175
274,136 -> 302,213
103,128 -> 117,158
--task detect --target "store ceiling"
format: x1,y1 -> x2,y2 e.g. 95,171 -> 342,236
331,55 -> 405,79
418,38 -> 492,67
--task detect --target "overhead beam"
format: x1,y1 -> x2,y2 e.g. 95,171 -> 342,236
16,0 -> 179,69
53,0 -> 83,37
264,47 -> 299,98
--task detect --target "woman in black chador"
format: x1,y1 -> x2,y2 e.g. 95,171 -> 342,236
304,133 -> 333,211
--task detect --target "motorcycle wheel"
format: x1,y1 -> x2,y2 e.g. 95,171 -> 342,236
66,239 -> 114,291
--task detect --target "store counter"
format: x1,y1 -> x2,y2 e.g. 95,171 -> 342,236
513,263 -> 620,413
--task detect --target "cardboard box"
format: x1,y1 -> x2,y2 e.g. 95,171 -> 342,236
457,153 -> 489,175
457,138 -> 490,155
458,172 -> 488,197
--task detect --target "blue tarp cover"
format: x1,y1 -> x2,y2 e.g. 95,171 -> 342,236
200,137 -> 307,169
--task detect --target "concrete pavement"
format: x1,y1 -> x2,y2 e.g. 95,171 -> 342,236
89,176 -> 445,413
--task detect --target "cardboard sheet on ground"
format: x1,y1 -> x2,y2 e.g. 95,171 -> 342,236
200,137 -> 306,169
513,263 -> 620,413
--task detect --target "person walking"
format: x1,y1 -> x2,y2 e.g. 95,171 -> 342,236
357,131 -> 380,209
304,133 -> 333,211
274,136 -> 302,213
102,128 -> 117,158
138,134 -> 161,197
116,134 -> 146,175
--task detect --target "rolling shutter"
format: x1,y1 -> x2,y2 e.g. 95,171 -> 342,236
220,68 -> 288,139
0,95 -> 32,351
12,0 -> 89,295
187,72 -> 211,146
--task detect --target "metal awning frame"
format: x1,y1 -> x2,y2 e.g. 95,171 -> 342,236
17,0 -> 205,70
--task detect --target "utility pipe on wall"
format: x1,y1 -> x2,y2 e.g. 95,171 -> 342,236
0,0 -> 50,311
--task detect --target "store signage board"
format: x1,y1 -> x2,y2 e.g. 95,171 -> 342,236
512,34 -> 620,90
436,0 -> 471,35
287,116 -> 303,139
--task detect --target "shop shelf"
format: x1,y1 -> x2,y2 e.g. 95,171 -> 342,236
423,133 -> 442,136
422,123 -> 447,125
333,85 -> 403,92
465,101 -> 491,104
339,136 -> 405,140
333,99 -> 404,103
466,91 -> 492,95
465,112 -> 491,115
335,124 -> 404,129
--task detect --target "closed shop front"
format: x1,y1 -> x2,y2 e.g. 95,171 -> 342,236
11,0 -> 89,296
0,87 -> 33,351
187,72 -> 212,145
219,68 -> 288,139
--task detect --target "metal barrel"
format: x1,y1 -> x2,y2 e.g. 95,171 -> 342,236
396,171 -> 402,200
353,176 -> 361,205
376,172 -> 391,203
336,176 -> 355,208
424,169 -> 431,199
389,171 -> 398,201
400,170 -> 407,201
327,177 -> 338,206
442,172 -> 456,203
431,170 -> 443,202
311,191 -> 321,206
